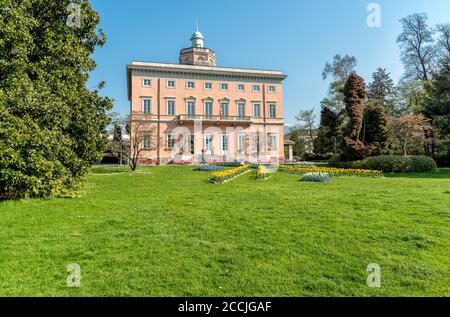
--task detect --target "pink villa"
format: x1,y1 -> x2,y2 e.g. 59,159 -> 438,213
126,30 -> 289,165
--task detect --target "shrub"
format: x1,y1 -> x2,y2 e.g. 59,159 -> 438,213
358,155 -> 437,173
408,155 -> 438,172
303,152 -> 334,161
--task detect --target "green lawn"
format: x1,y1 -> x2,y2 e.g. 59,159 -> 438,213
0,166 -> 449,296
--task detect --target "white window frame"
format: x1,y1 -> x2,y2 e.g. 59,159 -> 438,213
142,79 -> 152,87
142,97 -> 152,114
268,133 -> 278,150
269,103 -> 276,118
142,134 -> 152,149
186,81 -> 195,89
237,102 -> 246,117
186,100 -> 196,116
268,85 -> 276,93
237,84 -> 245,92
166,99 -> 176,115
167,80 -> 176,88
237,134 -> 246,152
220,102 -> 229,117
253,85 -> 261,92
253,103 -> 261,118
166,134 -> 176,149
204,82 -> 212,90
203,100 -> 213,117
220,83 -> 229,91
204,134 -> 213,154
221,134 -> 229,154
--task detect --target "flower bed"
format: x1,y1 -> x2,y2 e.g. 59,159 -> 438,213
256,165 -> 271,181
300,172 -> 331,183
193,165 -> 225,171
209,164 -> 252,184
279,164 -> 382,177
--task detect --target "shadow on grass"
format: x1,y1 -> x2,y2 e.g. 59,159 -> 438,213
383,168 -> 450,179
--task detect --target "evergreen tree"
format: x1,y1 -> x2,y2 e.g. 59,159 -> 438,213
424,58 -> 450,155
314,107 -> 340,154
367,68 -> 397,114
0,0 -> 112,199
340,73 -> 375,161
364,103 -> 389,155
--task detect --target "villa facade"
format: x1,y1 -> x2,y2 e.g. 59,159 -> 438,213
126,30 -> 288,164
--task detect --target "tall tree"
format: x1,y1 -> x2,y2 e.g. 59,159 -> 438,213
424,59 -> 450,155
0,0 -> 112,199
321,54 -> 358,114
367,68 -> 397,114
314,107 -> 340,154
390,115 -> 433,156
363,103 -> 389,155
397,13 -> 437,81
340,73 -> 374,161
295,108 -> 316,153
436,24 -> 450,63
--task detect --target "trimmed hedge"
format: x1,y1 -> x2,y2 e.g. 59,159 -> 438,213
351,155 -> 437,173
328,155 -> 437,173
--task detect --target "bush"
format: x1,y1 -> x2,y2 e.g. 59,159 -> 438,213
358,155 -> 437,173
409,155 -> 438,172
303,152 -> 334,161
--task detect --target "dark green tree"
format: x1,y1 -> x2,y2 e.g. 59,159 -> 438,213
363,103 -> 389,155
314,107 -> 340,154
424,58 -> 450,156
0,0 -> 112,199
367,68 -> 397,114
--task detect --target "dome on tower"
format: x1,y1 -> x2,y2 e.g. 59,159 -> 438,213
191,30 -> 204,48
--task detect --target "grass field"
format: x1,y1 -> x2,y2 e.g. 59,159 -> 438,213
0,165 -> 449,296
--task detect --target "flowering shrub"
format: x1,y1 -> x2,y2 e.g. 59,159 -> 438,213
300,172 -> 331,183
256,165 -> 270,181
194,165 -> 225,171
279,164 -> 382,177
209,164 -> 252,184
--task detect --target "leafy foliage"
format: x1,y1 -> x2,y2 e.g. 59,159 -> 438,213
0,0 -> 112,199
357,155 -> 437,173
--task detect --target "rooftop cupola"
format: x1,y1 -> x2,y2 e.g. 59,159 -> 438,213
191,29 -> 205,48
180,28 -> 216,67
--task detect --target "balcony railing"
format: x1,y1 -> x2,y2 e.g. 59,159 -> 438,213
179,114 -> 252,124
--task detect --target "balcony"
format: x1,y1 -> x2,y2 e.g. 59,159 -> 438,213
178,114 -> 252,125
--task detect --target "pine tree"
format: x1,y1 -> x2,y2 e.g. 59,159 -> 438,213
367,68 -> 397,114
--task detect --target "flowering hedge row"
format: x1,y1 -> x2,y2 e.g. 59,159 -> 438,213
279,164 -> 382,177
209,164 -> 252,184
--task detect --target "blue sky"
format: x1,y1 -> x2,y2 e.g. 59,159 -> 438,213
88,0 -> 450,125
